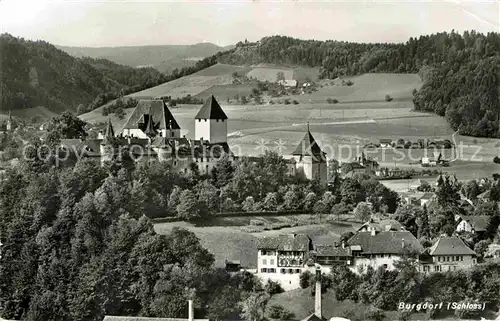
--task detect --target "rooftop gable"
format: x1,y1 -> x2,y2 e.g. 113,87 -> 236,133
195,95 -> 227,120
122,100 -> 180,131
292,130 -> 326,158
429,236 -> 476,256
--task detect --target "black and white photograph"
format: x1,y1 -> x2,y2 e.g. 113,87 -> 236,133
0,0 -> 500,320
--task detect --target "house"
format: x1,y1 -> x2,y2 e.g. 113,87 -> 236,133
456,215 -> 490,234
292,125 -> 328,187
379,139 -> 392,148
346,230 -> 423,274
419,236 -> 477,273
314,243 -> 353,272
225,259 -> 241,272
256,233 -> 313,290
278,79 -> 298,88
400,192 -> 435,207
103,300 -> 208,321
485,243 -> 500,260
357,219 -> 404,233
339,162 -> 367,178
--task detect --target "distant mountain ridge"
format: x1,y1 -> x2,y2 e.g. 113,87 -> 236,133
57,43 -> 234,73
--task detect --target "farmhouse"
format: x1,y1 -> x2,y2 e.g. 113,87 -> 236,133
455,215 -> 490,235
256,233 -> 313,290
399,191 -> 435,207
419,236 -> 477,273
278,79 -> 298,88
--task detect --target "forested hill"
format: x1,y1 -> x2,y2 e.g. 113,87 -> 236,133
0,34 -> 169,114
219,33 -> 500,138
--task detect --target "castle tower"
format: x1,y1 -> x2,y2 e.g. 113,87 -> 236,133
195,95 -> 228,144
292,123 -> 327,187
100,118 -> 116,165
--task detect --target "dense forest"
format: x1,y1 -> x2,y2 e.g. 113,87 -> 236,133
219,32 -> 500,137
0,34 -> 219,115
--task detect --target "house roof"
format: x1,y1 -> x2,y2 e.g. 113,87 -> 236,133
292,131 -> 326,158
341,162 -> 365,171
315,245 -> 351,257
122,100 -> 180,130
347,231 -> 423,255
379,139 -> 392,144
429,236 -> 476,256
278,79 -> 298,87
195,95 -> 227,120
103,317 -> 208,321
258,233 -> 312,251
459,215 -> 490,232
357,219 -> 404,232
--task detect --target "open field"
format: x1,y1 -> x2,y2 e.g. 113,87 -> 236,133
7,106 -> 59,119
247,67 -> 294,82
194,84 -> 256,101
153,215 -> 359,268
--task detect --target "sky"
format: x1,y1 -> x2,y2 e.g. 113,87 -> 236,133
0,0 -> 499,47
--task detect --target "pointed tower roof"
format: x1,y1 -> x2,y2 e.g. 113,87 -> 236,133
292,125 -> 326,158
144,114 -> 157,137
195,95 -> 228,120
101,118 -> 115,145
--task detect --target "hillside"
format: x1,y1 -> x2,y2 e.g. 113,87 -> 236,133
0,33 -> 167,115
58,43 -> 234,73
217,33 -> 500,138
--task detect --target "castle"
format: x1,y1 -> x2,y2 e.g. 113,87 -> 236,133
61,95 -> 328,185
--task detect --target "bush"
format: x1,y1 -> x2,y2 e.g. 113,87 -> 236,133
284,99 -> 291,105
326,97 -> 339,104
292,100 -> 299,105
265,279 -> 284,295
494,156 -> 500,164
250,219 -> 265,226
299,271 -> 312,289
267,304 -> 294,320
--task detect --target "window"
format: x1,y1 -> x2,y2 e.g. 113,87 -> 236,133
280,269 -> 285,274
171,131 -> 174,137
288,269 -> 293,274
460,256 -> 463,261
454,266 -> 457,271
383,264 -> 388,269
216,119 -> 219,122
262,259 -> 267,265
173,161 -> 177,166
295,269 -> 300,273
261,250 -> 267,255
260,268 -> 267,273
204,119 -> 207,122
270,259 -> 274,265
198,119 -> 201,122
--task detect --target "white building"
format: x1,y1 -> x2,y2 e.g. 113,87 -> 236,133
419,236 -> 477,273
256,233 -> 313,290
455,215 -> 489,234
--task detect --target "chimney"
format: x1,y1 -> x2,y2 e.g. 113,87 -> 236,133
188,300 -> 194,321
315,267 -> 322,318
402,238 -> 405,249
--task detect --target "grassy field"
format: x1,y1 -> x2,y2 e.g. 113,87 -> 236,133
247,67 -> 295,82
194,84 -> 256,101
153,215 -> 360,268
7,106 -> 59,120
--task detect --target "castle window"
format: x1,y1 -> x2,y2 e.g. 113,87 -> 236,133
174,161 -> 177,166
204,119 -> 207,122
198,119 -> 201,122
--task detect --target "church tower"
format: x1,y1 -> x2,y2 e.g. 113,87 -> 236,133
194,95 -> 228,144
292,124 -> 327,187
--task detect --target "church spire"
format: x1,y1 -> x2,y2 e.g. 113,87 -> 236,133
101,118 -> 115,145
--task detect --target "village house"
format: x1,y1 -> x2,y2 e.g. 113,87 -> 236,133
419,236 -> 477,273
455,215 -> 490,235
256,233 -> 313,290
356,219 -> 404,233
313,228 -> 423,275
399,191 -> 435,207
339,152 -> 379,178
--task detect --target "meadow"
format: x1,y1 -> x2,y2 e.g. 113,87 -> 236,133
153,215 -> 359,268
79,63 -> 500,183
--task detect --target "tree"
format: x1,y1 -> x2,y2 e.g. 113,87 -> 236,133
474,240 -> 491,259
195,180 -> 219,217
282,190 -> 301,211
45,112 -> 88,146
239,292 -> 270,321
267,304 -> 294,320
212,154 -> 235,188
262,192 -> 278,211
299,271 -> 312,289
485,214 -> 500,239
176,190 -> 200,221
303,192 -> 317,213
264,279 -> 283,295
354,202 -> 372,222
385,94 -> 393,102
276,71 -> 285,83
242,196 -> 256,212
